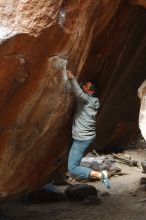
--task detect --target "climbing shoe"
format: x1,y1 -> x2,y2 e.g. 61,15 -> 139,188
101,170 -> 110,189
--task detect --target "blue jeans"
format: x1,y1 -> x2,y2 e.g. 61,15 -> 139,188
68,138 -> 94,179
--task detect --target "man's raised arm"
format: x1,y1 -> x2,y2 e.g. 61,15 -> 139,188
67,71 -> 88,102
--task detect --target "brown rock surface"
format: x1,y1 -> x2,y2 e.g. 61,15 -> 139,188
0,0 -> 146,195
131,0 -> 146,8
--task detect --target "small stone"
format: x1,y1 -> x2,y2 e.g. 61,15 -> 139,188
140,177 -> 146,184
65,184 -> 97,201
141,161 -> 146,173
124,154 -> 131,160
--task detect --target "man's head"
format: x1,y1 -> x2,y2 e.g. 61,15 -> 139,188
82,81 -> 97,96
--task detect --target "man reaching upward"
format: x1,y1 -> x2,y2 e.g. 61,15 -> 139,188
67,71 -> 110,188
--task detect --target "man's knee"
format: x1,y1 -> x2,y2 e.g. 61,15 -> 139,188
68,166 -> 77,177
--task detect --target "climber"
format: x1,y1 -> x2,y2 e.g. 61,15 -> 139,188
67,70 -> 110,188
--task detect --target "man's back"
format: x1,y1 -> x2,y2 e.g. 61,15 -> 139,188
69,78 -> 100,140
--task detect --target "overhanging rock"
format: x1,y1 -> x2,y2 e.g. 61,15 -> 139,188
0,0 -> 146,195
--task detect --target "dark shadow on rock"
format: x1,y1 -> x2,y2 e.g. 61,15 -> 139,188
22,183 -> 65,204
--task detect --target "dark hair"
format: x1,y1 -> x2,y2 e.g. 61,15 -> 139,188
89,81 -> 98,97
80,80 -> 98,97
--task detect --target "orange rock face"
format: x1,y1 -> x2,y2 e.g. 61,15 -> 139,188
0,0 -> 146,195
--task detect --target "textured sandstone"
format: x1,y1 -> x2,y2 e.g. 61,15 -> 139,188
0,0 -> 146,195
131,0 -> 146,8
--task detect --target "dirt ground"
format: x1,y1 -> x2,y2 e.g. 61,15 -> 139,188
0,147 -> 146,220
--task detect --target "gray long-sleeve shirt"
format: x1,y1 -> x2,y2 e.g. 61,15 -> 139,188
69,78 -> 100,140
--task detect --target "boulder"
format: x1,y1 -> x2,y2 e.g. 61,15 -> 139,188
23,183 -> 65,204
65,184 -> 97,201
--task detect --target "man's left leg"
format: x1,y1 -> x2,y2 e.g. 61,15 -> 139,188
68,139 -> 94,179
68,139 -> 110,188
